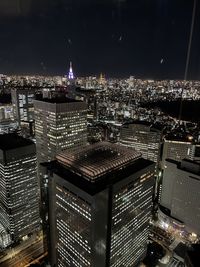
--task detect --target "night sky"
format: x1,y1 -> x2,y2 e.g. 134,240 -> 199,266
0,0 -> 200,79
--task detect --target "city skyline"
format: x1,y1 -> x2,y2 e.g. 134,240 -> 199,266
0,1 -> 200,266
0,73 -> 200,267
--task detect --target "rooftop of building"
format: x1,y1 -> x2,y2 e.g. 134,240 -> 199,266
123,120 -> 152,127
0,134 -> 34,150
186,244 -> 200,267
11,86 -> 53,90
164,125 -> 200,143
42,142 -> 155,195
11,87 -> 39,93
56,142 -> 142,182
0,94 -> 11,104
34,94 -> 81,104
42,158 -> 153,195
174,243 -> 188,259
166,158 -> 200,176
122,120 -> 162,132
165,133 -> 193,142
76,87 -> 96,94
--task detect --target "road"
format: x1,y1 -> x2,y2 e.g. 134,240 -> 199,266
0,231 -> 43,262
0,239 -> 44,267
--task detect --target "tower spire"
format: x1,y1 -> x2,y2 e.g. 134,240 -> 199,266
68,61 -> 74,79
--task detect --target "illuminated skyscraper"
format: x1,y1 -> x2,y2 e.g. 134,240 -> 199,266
68,61 -> 74,80
11,88 -> 35,126
120,122 -> 162,165
0,134 -> 40,247
41,142 -> 155,267
161,138 -> 198,168
160,159 -> 200,236
34,96 -> 87,164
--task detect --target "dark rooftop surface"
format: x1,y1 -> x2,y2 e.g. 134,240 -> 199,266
42,157 -> 154,195
174,243 -> 188,259
166,158 -> 200,176
0,94 -> 11,104
123,120 -> 162,132
0,134 -> 34,150
34,95 -> 81,104
42,143 -> 155,195
123,120 -> 152,127
165,133 -> 193,142
76,87 -> 96,94
56,142 -> 142,181
11,87 -> 37,92
186,245 -> 200,267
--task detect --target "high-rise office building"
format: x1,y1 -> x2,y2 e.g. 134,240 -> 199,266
40,142 -> 155,267
161,138 -> 198,168
34,97 -> 87,164
159,136 -> 200,203
120,122 -> 161,165
11,88 -> 35,125
0,134 -> 40,246
160,159 -> 200,236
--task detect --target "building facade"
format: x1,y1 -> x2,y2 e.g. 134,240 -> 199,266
0,134 -> 40,247
120,122 -> 161,164
11,88 -> 35,125
161,138 -> 199,168
34,97 -> 87,164
0,104 -> 14,122
41,142 -> 155,267
160,159 -> 200,236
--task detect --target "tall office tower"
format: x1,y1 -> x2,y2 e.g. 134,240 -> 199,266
161,138 -> 197,168
0,134 -> 40,247
120,122 -> 162,164
160,159 -> 200,236
11,87 -> 35,125
34,97 -> 87,164
41,142 -> 155,267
